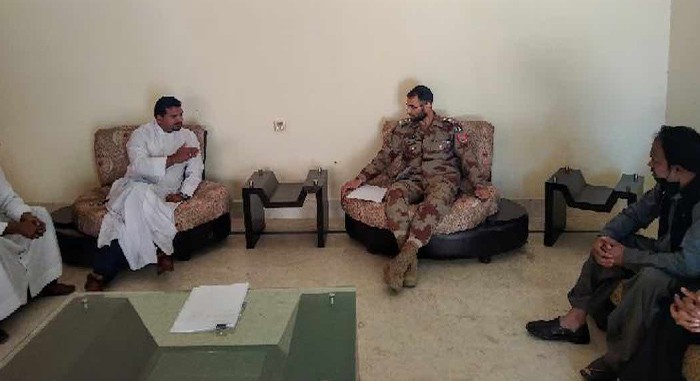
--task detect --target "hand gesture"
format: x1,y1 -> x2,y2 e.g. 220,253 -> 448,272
167,144 -> 199,167
474,184 -> 491,200
341,177 -> 364,198
671,287 -> 700,333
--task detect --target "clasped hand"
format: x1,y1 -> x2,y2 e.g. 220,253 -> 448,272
671,287 -> 700,333
5,212 -> 46,239
591,236 -> 624,268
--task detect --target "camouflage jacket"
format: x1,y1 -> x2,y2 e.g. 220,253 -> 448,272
359,115 -> 461,186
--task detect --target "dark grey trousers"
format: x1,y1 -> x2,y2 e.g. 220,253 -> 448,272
567,235 -> 679,367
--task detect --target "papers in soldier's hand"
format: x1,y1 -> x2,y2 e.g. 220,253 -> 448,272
346,185 -> 387,203
170,283 -> 249,333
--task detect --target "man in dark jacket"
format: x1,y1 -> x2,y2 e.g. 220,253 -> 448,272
526,125 -> 700,380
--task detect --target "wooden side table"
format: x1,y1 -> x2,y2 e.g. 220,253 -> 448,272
242,169 -> 329,249
544,167 -> 644,246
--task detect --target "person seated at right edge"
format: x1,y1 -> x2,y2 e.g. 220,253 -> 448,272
526,125 -> 700,381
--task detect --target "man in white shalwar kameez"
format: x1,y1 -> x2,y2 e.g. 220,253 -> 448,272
85,96 -> 203,291
0,167 -> 75,343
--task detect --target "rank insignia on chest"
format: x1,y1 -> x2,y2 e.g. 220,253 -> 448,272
456,131 -> 469,144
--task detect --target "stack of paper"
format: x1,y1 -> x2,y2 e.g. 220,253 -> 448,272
346,185 -> 387,203
170,283 -> 249,333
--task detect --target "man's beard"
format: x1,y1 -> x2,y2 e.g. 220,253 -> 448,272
170,124 -> 183,132
410,112 -> 427,122
654,174 -> 681,195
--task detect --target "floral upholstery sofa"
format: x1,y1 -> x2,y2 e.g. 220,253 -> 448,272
343,119 -> 528,262
70,125 -> 231,262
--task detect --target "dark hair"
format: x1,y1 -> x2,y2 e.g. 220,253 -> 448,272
656,125 -> 700,173
154,96 -> 182,117
407,85 -> 433,104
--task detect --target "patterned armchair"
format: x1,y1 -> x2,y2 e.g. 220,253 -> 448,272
343,119 -> 528,262
71,125 -> 230,261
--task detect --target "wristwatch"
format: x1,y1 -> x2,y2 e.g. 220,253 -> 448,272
180,192 -> 191,201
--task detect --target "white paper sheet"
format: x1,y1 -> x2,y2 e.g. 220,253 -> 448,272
170,283 -> 249,333
346,185 -> 387,203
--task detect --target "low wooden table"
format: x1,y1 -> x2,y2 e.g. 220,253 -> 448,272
242,169 -> 329,249
544,167 -> 644,246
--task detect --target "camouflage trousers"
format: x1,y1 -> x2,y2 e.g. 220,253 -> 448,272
384,177 -> 458,249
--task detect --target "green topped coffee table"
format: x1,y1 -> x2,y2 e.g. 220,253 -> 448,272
0,288 -> 357,381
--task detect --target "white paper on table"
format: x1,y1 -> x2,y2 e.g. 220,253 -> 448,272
170,283 -> 249,333
346,185 -> 388,203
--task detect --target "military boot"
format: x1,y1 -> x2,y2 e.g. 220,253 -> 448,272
403,257 -> 418,288
383,242 -> 419,292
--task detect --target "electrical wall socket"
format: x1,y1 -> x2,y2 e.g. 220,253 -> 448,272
273,120 -> 286,132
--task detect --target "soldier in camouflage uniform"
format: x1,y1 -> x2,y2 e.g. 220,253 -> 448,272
342,85 -> 463,291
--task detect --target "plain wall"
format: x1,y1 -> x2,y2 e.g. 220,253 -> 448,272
667,0 -> 700,127
0,0 -> 671,203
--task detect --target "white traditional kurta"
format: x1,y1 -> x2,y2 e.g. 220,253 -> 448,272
97,121 -> 203,270
0,167 -> 63,321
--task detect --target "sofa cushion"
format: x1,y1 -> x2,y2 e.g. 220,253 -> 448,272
454,120 -> 495,193
73,180 -> 230,237
173,180 -> 230,232
73,187 -> 110,238
684,347 -> 700,380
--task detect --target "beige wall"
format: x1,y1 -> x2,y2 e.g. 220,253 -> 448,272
667,0 -> 700,126
0,0 -> 671,203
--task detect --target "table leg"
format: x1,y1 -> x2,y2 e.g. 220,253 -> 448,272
544,182 -> 567,247
243,191 -> 266,249
316,186 -> 329,248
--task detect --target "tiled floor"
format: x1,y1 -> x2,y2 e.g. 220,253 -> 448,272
0,214 -> 630,381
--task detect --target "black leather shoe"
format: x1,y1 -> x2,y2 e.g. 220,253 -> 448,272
0,328 -> 8,344
525,317 -> 590,344
591,299 -> 616,332
580,356 -> 618,381
39,281 -> 76,297
157,253 -> 174,275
